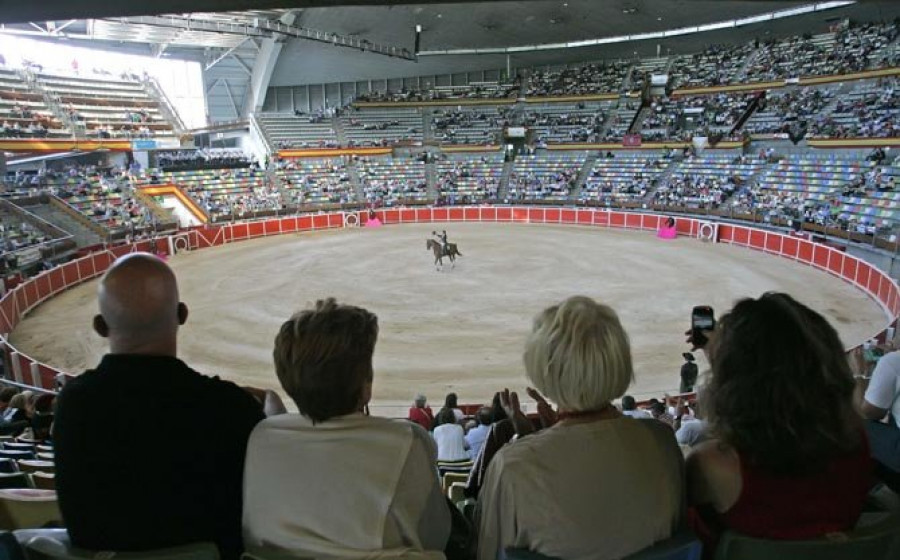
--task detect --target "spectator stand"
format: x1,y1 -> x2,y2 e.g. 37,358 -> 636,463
509,153 -> 587,202
807,76 -> 899,140
142,167 -> 276,223
341,107 -> 424,147
154,149 -> 252,173
35,72 -> 173,140
523,101 -> 615,145
0,198 -> 74,275
0,69 -> 68,140
276,158 -> 355,207
256,111 -> 339,150
581,152 -> 669,207
751,155 -> 872,231
654,154 -> 767,211
436,152 -> 504,204
431,105 -> 505,146
358,155 -> 428,206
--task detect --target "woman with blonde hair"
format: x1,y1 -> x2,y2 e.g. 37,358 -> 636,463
477,296 -> 684,560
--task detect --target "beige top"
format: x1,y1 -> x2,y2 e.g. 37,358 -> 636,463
476,417 -> 683,560
243,413 -> 450,559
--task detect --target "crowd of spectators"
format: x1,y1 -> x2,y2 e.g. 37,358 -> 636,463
807,77 -> 899,138
508,163 -> 580,200
46,252 -> 892,560
744,87 -> 835,135
526,60 -> 631,96
432,108 -> 504,145
670,43 -> 757,89
641,93 -> 754,141
437,159 -> 500,203
356,81 -> 518,103
653,174 -> 741,208
156,149 -> 253,172
523,107 -> 608,143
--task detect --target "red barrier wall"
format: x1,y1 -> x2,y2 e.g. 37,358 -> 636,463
2,208 -> 897,391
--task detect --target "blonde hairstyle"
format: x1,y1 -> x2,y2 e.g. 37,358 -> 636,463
524,296 -> 633,412
273,298 -> 378,423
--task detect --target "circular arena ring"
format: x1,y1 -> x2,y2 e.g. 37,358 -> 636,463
1,206 -> 898,411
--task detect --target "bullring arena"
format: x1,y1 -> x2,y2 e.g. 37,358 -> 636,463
3,208 -> 896,415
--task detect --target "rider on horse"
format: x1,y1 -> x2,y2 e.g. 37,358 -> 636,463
432,230 -> 449,255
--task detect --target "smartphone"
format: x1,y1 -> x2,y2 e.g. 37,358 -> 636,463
691,305 -> 716,348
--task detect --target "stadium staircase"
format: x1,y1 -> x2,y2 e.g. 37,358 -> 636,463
629,104 -> 652,134
569,152 -> 600,202
21,70 -> 78,138
346,160 -> 366,202
620,63 -> 638,91
641,158 -> 682,204
425,161 -> 438,199
129,187 -> 178,230
422,109 -> 435,143
24,197 -> 104,247
735,46 -> 764,82
498,159 -> 514,200
332,115 -> 349,146
143,78 -> 186,136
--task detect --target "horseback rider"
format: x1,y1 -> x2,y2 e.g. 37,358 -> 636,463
432,230 -> 449,255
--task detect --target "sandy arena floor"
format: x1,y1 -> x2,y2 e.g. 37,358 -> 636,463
9,222 -> 889,416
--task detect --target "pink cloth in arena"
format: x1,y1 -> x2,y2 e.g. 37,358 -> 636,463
365,217 -> 383,228
657,226 -> 677,240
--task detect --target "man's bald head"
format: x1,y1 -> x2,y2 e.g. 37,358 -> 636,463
94,253 -> 187,355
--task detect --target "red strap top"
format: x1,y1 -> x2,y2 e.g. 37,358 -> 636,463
721,439 -> 873,540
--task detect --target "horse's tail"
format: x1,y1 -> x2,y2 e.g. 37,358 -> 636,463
454,247 -> 462,257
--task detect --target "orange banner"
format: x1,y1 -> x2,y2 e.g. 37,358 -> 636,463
0,139 -> 132,153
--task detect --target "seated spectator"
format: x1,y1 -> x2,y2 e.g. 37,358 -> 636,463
859,345 -> 900,486
621,395 -> 652,419
687,292 -> 872,550
243,298 -> 450,558
0,387 -> 17,414
0,392 -> 28,435
54,254 -> 279,560
407,393 -> 433,431
477,296 -> 683,560
433,408 -> 469,462
675,400 -> 708,448
464,407 -> 492,460
464,393 -> 515,499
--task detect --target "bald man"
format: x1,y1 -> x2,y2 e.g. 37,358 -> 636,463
53,253 -> 268,560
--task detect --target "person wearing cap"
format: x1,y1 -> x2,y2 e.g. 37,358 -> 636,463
680,352 -> 698,393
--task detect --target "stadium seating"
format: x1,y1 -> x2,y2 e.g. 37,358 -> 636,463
0,490 -> 60,530
639,93 -> 755,142
524,101 -> 614,144
582,154 -> 668,205
670,43 -> 757,89
432,106 -> 505,145
509,153 -> 586,202
436,153 -> 503,202
358,156 -> 428,205
276,158 -> 354,206
148,169 -> 276,221
527,61 -> 631,96
37,73 -> 173,138
743,86 -> 837,136
807,77 -> 899,139
713,513 -> 900,560
45,174 -> 155,232
655,154 -> 766,209
256,113 -> 338,149
0,69 -> 68,138
342,107 -> 423,146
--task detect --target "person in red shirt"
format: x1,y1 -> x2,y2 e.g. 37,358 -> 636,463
686,293 -> 872,555
407,394 -> 434,431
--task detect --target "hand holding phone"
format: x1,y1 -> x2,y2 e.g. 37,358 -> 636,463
689,305 -> 716,350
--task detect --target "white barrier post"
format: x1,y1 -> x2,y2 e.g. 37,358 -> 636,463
29,362 -> 41,388
9,352 -> 22,384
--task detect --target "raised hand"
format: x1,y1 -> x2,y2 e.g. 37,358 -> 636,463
526,386 -> 558,428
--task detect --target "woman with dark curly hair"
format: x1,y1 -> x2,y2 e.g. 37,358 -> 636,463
687,292 -> 873,549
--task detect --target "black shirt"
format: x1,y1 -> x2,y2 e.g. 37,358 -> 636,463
681,362 -> 699,387
54,354 -> 265,560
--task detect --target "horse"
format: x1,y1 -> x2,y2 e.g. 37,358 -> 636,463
426,239 -> 462,270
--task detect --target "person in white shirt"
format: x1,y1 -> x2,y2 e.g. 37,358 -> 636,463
242,298 -> 451,559
477,296 -> 683,560
464,407 -> 492,460
432,408 -> 469,461
620,395 -> 653,419
861,350 -> 900,473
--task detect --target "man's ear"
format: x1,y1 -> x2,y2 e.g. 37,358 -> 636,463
93,315 -> 109,338
177,302 -> 189,325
